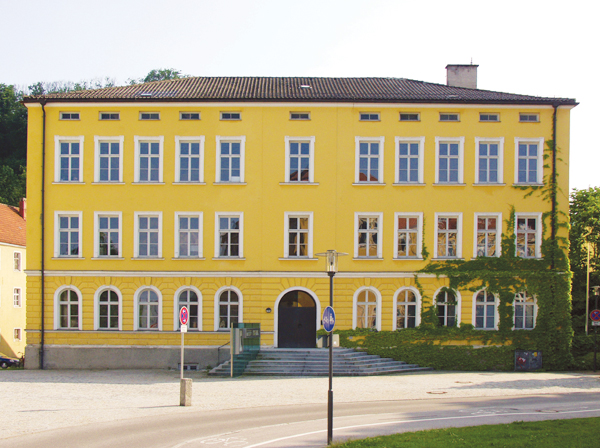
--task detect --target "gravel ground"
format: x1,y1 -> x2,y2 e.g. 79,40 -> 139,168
1,369 -> 600,439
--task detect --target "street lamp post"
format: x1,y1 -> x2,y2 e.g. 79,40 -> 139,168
592,286 -> 600,372
316,250 -> 347,446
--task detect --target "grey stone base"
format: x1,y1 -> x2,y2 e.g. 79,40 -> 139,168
24,344 -> 230,370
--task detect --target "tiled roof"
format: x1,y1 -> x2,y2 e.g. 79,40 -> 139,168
22,77 -> 577,106
0,203 -> 26,247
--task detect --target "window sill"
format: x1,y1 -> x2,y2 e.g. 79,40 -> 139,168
279,182 -> 319,186
352,183 -> 386,186
131,257 -> 165,260
393,257 -> 423,260
393,182 -> 425,187
52,181 -> 85,185
132,182 -> 165,185
52,257 -> 84,260
212,257 -> 246,260
432,257 -> 464,260
353,257 -> 384,260
278,257 -> 318,261
433,183 -> 466,186
213,182 -> 247,185
172,257 -> 206,260
512,183 -> 544,187
173,182 -> 207,185
473,183 -> 506,186
91,182 -> 125,185
91,257 -> 124,260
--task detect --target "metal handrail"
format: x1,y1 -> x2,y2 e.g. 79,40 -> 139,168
217,341 -> 230,366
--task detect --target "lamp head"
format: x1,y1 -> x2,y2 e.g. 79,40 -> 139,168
593,286 -> 600,295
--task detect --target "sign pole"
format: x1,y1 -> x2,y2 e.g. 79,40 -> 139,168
179,306 -> 191,406
180,327 -> 184,380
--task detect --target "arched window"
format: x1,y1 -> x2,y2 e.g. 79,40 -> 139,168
435,289 -> 458,327
473,290 -> 497,330
95,287 -> 122,330
55,286 -> 82,330
353,287 -> 381,331
214,287 -> 243,331
134,287 -> 161,330
514,291 -> 536,329
175,287 -> 202,331
394,287 -> 420,330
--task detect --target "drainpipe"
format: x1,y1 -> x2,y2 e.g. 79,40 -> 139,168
40,99 -> 47,369
551,104 -> 558,270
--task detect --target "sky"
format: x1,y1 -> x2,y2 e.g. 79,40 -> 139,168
1,0 -> 595,191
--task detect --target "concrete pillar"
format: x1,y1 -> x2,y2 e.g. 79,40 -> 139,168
180,378 -> 192,406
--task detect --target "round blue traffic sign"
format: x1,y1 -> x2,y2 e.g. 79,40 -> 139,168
591,309 -> 600,322
180,306 -> 189,325
323,306 -> 336,332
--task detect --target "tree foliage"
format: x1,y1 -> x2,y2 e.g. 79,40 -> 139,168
0,164 -> 26,206
128,68 -> 185,85
0,84 -> 27,168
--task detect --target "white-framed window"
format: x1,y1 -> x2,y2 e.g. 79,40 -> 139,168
215,212 -> 243,258
435,137 -> 464,184
290,112 -> 310,120
354,212 -> 383,259
474,213 -> 501,258
175,136 -> 205,183
514,291 -> 537,330
54,136 -> 84,183
94,136 -> 124,183
360,112 -> 380,121
473,290 -> 497,330
515,213 -> 542,258
174,286 -> 202,331
94,287 -> 122,330
480,113 -> 500,122
54,286 -> 82,330
60,112 -> 80,120
440,113 -> 460,122
519,113 -> 539,123
99,112 -> 120,120
134,286 -> 162,331
180,112 -> 200,120
395,137 -> 424,184
475,137 -> 504,184
175,212 -> 203,258
214,286 -> 243,331
220,112 -> 241,120
13,328 -> 22,341
215,136 -> 246,183
139,112 -> 160,120
134,136 -> 164,183
13,288 -> 21,307
399,113 -> 420,122
284,212 -> 314,258
393,287 -> 421,330
394,212 -> 423,259
434,213 -> 462,259
54,212 -> 83,258
13,252 -> 22,271
134,212 -> 162,258
355,137 -> 385,183
435,288 -> 460,327
514,138 -> 544,184
353,287 -> 382,331
94,212 -> 122,258
285,136 -> 315,183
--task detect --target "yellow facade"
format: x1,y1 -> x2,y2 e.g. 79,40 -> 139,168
0,242 -> 26,357
23,76 -> 574,368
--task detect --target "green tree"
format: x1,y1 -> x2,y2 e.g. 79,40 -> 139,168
0,84 -> 27,168
0,164 -> 26,206
128,68 -> 185,85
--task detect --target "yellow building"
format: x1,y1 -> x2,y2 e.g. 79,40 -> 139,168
22,65 -> 577,369
0,201 -> 27,360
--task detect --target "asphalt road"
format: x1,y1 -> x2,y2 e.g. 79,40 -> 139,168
5,392 -> 600,448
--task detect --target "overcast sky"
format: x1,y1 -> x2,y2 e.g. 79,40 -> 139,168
1,0 -> 594,191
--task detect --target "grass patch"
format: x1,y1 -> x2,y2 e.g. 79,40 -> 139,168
331,417 -> 598,447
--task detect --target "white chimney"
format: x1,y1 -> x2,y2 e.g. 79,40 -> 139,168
446,64 -> 478,89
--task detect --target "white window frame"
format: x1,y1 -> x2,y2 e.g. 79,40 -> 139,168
215,212 -> 244,258
513,291 -> 538,330
173,286 -> 203,331
134,136 -> 164,183
133,286 -> 162,331
392,287 -> 421,330
94,136 -> 124,183
514,137 -> 544,185
13,251 -> 22,271
54,135 -> 84,183
220,112 -> 241,121
399,113 -> 420,122
472,289 -> 498,330
473,213 -> 502,258
180,112 -> 201,120
355,137 -> 385,184
93,212 -> 122,258
434,287 -> 462,327
139,112 -> 160,120
435,137 -> 465,184
134,212 -> 163,258
479,113 -> 500,122
395,137 -> 425,184
283,212 -> 314,258
214,286 -> 244,331
394,212 -> 423,259
359,112 -> 380,121
175,136 -> 205,183
14,328 -> 22,341
519,113 -> 539,123
434,213 -> 463,259
284,136 -> 316,183
439,113 -> 460,122
54,285 -> 83,330
474,137 -> 504,184
515,212 -> 542,259
54,211 -> 83,258
99,112 -> 120,121
94,286 -> 123,331
354,212 -> 383,259
290,112 -> 310,120
13,288 -> 21,308
215,136 -> 246,183
174,212 -> 203,258
59,112 -> 80,120
352,287 -> 382,331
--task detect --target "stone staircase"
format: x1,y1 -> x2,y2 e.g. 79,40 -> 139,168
208,348 -> 432,377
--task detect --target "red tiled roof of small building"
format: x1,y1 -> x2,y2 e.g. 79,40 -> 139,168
0,203 -> 26,247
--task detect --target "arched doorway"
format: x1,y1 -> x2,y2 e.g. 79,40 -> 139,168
277,290 -> 317,348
